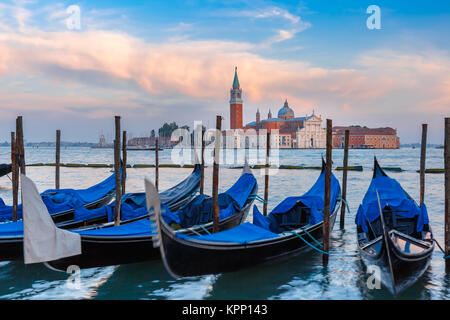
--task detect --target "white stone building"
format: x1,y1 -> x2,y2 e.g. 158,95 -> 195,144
296,113 -> 326,148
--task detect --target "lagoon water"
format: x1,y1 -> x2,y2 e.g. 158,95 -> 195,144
0,146 -> 447,300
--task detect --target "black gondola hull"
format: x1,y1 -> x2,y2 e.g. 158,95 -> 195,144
44,183 -> 257,271
358,231 -> 434,294
0,195 -> 113,262
0,166 -> 201,262
159,203 -> 339,278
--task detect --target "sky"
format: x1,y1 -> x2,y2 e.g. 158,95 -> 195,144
0,0 -> 449,143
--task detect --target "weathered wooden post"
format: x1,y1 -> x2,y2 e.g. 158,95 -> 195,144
55,129 -> 61,189
212,116 -> 222,233
323,119 -> 332,266
114,116 -> 122,226
200,129 -> 205,195
155,137 -> 159,191
339,129 -> 349,229
444,118 -> 450,271
122,130 -> 127,195
263,131 -> 270,216
420,124 -> 427,206
16,116 -> 25,174
11,132 -> 18,222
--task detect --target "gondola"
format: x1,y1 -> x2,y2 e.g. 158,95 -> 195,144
0,164 -> 201,262
151,159 -> 341,278
55,163 -> 201,229
43,164 -> 257,271
356,157 -> 434,295
0,171 -> 117,223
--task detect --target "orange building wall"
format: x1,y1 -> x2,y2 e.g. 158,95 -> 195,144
230,103 -> 243,129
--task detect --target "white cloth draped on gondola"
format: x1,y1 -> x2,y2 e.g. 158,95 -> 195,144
21,174 -> 81,264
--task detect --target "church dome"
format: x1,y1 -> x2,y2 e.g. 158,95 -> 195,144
277,99 -> 294,119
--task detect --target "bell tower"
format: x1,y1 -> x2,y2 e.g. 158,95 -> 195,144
230,67 -> 243,129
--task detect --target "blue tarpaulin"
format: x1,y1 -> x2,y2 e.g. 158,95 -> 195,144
176,222 -> 279,244
0,166 -> 200,238
163,173 -> 256,228
0,172 -> 116,222
355,173 -> 429,232
73,193 -> 148,222
76,218 -> 156,237
72,165 -> 200,223
253,169 -> 340,233
0,220 -> 24,237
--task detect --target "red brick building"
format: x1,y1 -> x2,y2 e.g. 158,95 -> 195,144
227,68 -> 325,148
332,126 -> 400,149
229,67 -> 243,129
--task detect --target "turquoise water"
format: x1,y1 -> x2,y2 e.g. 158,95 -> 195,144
0,147 -> 447,300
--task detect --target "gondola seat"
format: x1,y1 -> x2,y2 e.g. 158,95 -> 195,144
163,172 -> 256,229
163,194 -> 237,228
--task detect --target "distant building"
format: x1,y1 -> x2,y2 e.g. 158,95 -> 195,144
226,67 -> 325,149
229,67 -> 243,130
295,113 -> 326,149
99,134 -> 106,147
332,126 -> 400,149
128,136 -> 176,148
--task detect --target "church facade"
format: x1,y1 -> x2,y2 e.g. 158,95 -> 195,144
228,68 -> 326,149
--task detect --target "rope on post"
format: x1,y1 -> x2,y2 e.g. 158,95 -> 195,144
432,238 -> 450,259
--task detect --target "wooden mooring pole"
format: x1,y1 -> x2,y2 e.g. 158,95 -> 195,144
263,131 -> 270,216
55,129 -> 61,189
420,124 -> 427,206
212,116 -> 222,233
155,137 -> 159,191
11,132 -> 18,222
122,130 -> 127,195
200,129 -> 205,195
114,116 -> 122,226
16,116 -> 25,175
445,117 -> 450,271
323,119 -> 332,266
339,129 -> 349,229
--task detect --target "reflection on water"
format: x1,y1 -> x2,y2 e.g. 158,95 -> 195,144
0,147 -> 447,300
0,262 -> 116,300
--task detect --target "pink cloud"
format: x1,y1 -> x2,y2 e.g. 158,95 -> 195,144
0,29 -> 448,125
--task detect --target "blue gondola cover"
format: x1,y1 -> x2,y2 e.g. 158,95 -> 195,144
252,170 -> 340,234
355,173 -> 429,232
0,172 -> 116,222
163,173 -> 256,228
176,222 -> 279,244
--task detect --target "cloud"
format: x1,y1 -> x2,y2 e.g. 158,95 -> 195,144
0,0 -> 448,143
220,6 -> 311,45
0,29 -> 448,121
